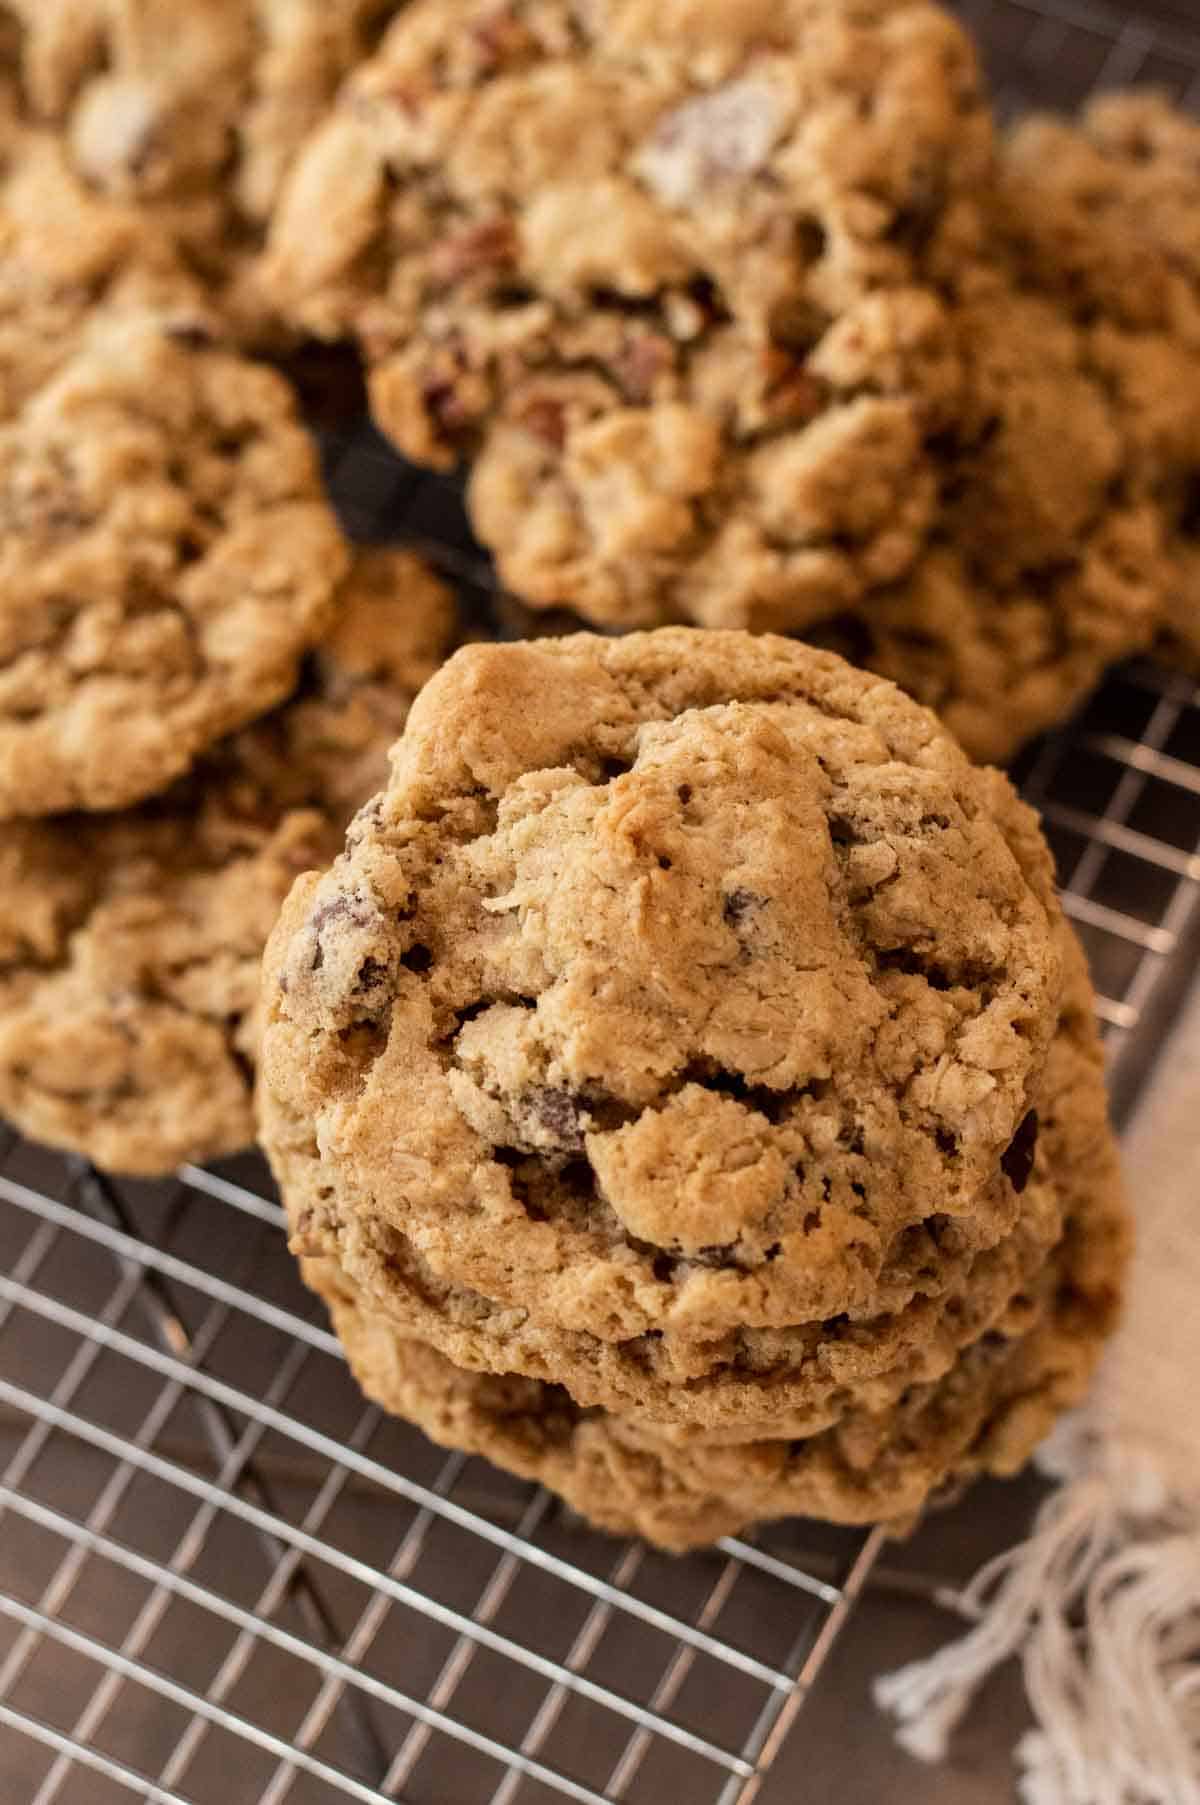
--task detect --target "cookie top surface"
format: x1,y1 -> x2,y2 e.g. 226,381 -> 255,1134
261,629 -> 1065,1341
308,939 -> 1128,1543
262,0 -> 989,628
277,904 -> 1097,1439
0,548 -> 458,1174
1001,91 -> 1200,347
0,119 -> 195,419
1,0 -> 406,295
808,143 -> 1200,760
0,304 -> 349,817
819,515 -> 1168,767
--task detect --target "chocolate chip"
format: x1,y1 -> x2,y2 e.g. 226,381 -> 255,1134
795,216 -> 828,265
401,943 -> 433,974
722,888 -> 763,927
310,894 -> 372,933
527,1087 -> 587,1151
693,1243 -> 737,1267
1001,1109 -> 1039,1194
355,957 -> 387,992
165,319 -> 217,349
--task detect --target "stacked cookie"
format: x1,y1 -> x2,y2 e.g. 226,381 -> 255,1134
0,0 -> 1153,1544
260,631 -> 1128,1547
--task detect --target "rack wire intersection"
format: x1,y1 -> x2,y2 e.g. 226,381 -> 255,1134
3,2 -> 1200,1799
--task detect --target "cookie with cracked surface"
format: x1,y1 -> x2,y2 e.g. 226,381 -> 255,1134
799,193 -> 1195,760
262,0 -> 990,628
0,116 -> 201,423
995,93 -> 1200,675
1,0 -> 406,319
812,518 -> 1168,768
300,992 -> 1128,1546
793,223 -> 1194,758
0,305 -> 348,818
261,630 -> 1065,1355
282,924 -> 1099,1438
999,91 -> 1200,349
0,548 -> 458,1175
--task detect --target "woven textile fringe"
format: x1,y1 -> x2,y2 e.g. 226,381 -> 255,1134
875,982 -> 1200,1804
874,1437 -> 1200,1802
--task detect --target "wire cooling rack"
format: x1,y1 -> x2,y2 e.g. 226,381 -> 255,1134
4,3 -> 1200,1801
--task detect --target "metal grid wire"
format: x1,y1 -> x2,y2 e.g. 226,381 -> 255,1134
3,3 -> 1200,1801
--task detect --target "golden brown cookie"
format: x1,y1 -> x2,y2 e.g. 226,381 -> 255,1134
0,305 -> 348,817
303,949 -> 1127,1547
805,121 -> 1200,763
262,0 -> 990,629
260,630 -> 1066,1354
996,91 -> 1200,677
999,91 -> 1200,348
0,113 -> 201,423
284,924 -> 1101,1440
0,1 -> 406,284
813,517 -> 1168,767
0,549 -> 457,1174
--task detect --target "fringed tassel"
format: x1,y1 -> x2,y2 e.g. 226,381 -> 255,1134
873,1450 -> 1200,1804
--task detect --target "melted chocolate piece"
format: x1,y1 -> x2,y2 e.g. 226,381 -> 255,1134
1001,1109 -> 1039,1194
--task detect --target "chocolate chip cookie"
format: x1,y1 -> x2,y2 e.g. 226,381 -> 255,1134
0,304 -> 348,817
302,941 -> 1127,1544
263,0 -> 990,628
0,113 -> 197,423
0,548 -> 457,1173
260,630 -> 1066,1357
999,91 -> 1200,673
2,1 -> 406,277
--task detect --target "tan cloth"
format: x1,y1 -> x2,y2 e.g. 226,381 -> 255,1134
1093,986 -> 1200,1493
877,976 -> 1200,1802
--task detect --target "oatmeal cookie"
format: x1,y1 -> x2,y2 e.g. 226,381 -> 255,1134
807,174 -> 1196,761
284,925 -> 1101,1438
262,0 -> 990,628
0,305 -> 348,817
1,1 -> 406,302
814,518 -> 1168,767
0,548 -> 458,1174
1000,91 -> 1200,348
996,92 -> 1200,674
303,992 -> 1127,1546
0,117 -> 199,422
261,630 -> 1065,1352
